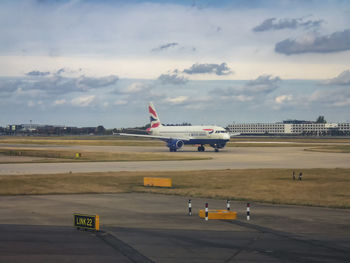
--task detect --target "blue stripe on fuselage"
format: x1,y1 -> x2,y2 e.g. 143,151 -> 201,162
184,139 -> 229,145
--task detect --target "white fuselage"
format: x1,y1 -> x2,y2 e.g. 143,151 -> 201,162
150,125 -> 230,141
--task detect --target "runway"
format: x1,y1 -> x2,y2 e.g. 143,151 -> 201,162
1,145 -> 350,175
1,193 -> 349,262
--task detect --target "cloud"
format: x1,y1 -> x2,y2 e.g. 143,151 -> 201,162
0,79 -> 22,94
0,71 -> 119,97
232,95 -> 254,102
247,75 -> 281,86
124,82 -> 150,94
164,96 -> 189,105
323,70 -> 350,85
77,75 -> 119,89
157,73 -> 188,85
27,100 -> 35,107
53,99 -> 67,105
26,70 -> 50,77
246,75 -> 281,93
183,63 -> 232,76
275,94 -> 293,104
71,95 -> 96,107
253,17 -> 323,32
275,29 -> 350,55
114,100 -> 128,105
210,74 -> 281,102
27,100 -> 43,107
308,88 -> 350,107
151,42 -> 179,52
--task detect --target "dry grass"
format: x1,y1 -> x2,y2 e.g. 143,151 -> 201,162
230,137 -> 350,143
1,168 -> 349,208
305,145 -> 350,153
0,137 -> 162,146
0,148 -> 209,163
227,142 -> 324,147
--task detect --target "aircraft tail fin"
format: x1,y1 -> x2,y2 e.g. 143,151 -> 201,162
148,102 -> 161,130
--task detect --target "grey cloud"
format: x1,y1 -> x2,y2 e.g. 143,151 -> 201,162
183,63 -> 232,76
151,42 -> 179,52
275,29 -> 350,55
244,75 -> 281,94
210,74 -> 281,101
0,78 -> 22,94
253,17 -> 323,32
324,70 -> 350,85
56,68 -> 65,75
247,74 -> 281,86
77,75 -> 119,89
308,88 -> 350,107
158,73 -> 188,85
26,70 -> 50,77
0,73 -> 119,97
111,82 -> 153,100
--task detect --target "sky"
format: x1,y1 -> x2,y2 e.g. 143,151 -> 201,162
1,0 -> 350,128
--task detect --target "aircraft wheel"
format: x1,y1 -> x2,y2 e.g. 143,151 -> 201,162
197,146 -> 201,152
215,148 -> 219,152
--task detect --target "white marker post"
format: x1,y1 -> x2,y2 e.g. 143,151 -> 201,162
226,200 -> 230,211
205,203 -> 208,221
188,199 -> 192,216
247,203 -> 250,221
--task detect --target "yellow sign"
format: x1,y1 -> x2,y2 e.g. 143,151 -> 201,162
74,214 -> 99,231
144,177 -> 172,187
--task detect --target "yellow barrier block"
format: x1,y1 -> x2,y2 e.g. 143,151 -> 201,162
199,209 -> 237,220
144,177 -> 172,187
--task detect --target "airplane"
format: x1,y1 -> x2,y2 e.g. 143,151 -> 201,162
118,102 -> 232,152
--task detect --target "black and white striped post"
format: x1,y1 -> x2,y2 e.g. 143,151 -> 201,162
188,199 -> 192,216
226,200 -> 230,211
205,203 -> 208,221
247,203 -> 250,221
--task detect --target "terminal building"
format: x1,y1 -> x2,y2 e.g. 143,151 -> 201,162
227,121 -> 350,135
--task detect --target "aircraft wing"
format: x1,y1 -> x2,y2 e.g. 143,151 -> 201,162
117,133 -> 190,142
230,132 -> 241,137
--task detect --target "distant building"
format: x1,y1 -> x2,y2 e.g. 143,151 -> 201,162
227,122 -> 350,135
2,124 -> 110,136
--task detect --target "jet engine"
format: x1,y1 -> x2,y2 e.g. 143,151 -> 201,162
167,139 -> 184,152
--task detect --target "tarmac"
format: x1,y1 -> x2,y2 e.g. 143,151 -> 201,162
1,144 -> 350,262
0,193 -> 350,262
1,145 -> 350,175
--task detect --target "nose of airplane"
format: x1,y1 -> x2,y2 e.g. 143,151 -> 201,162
223,133 -> 230,140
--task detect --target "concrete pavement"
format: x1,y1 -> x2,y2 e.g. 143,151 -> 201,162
1,146 -> 350,175
0,193 -> 349,262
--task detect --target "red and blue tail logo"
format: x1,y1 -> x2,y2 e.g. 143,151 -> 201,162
147,102 -> 161,132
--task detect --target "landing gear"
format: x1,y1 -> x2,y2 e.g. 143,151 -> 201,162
210,143 -> 221,152
169,148 -> 177,152
197,145 -> 205,152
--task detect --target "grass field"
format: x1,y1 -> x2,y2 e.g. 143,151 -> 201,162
0,137 -> 163,146
0,148 -> 209,163
305,145 -> 350,153
1,168 -> 349,208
